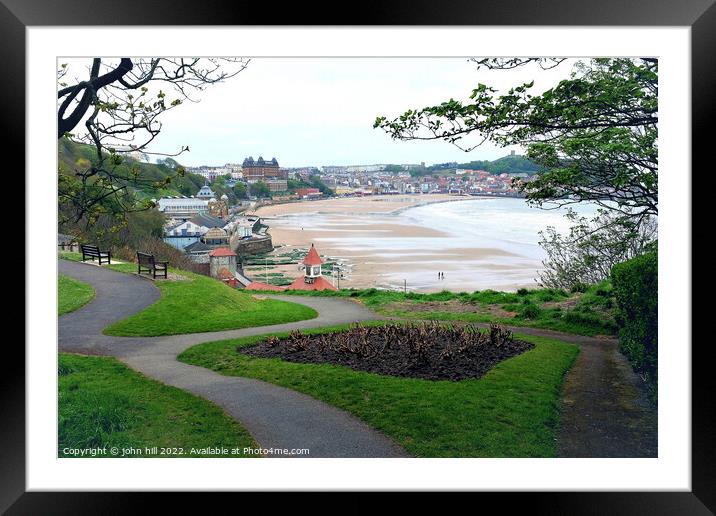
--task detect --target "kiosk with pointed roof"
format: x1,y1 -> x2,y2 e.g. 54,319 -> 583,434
245,243 -> 337,292
286,244 -> 337,291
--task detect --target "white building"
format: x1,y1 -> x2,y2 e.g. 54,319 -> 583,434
196,185 -> 216,200
163,221 -> 209,250
157,197 -> 209,219
166,220 -> 209,237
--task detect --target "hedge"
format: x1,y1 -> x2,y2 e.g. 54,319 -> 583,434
611,251 -> 658,401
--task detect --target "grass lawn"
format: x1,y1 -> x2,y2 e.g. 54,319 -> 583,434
58,273 -> 95,315
59,253 -> 317,336
58,353 -> 257,457
58,250 -> 83,262
104,267 -> 317,336
381,308 -> 614,337
265,284 -> 617,337
54,258 -> 318,336
179,324 -> 579,457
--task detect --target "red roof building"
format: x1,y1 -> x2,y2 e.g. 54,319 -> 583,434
289,243 -> 337,291
244,281 -> 286,291
296,188 -> 321,198
286,275 -> 337,291
209,247 -> 237,257
244,243 -> 337,292
303,244 -> 323,266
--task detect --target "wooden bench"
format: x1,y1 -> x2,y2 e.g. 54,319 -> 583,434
80,244 -> 111,265
137,252 -> 168,279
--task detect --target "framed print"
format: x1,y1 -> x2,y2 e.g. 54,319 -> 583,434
5,0 -> 713,511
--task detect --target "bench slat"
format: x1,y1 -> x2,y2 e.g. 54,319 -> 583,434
80,244 -> 111,264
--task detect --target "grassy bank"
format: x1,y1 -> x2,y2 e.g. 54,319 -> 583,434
104,268 -> 317,336
179,324 -> 579,457
59,253 -> 318,336
58,353 -> 257,457
264,283 -> 617,337
58,273 -> 95,315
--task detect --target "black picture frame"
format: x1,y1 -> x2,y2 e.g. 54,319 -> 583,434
6,0 -> 711,511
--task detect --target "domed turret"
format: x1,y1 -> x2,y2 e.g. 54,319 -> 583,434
197,184 -> 215,200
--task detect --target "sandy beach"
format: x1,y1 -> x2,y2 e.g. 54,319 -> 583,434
249,194 -> 581,292
252,194 -> 467,217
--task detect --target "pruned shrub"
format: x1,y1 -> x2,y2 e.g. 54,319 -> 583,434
242,321 -> 532,381
611,251 -> 658,402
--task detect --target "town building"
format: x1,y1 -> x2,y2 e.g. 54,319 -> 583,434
157,197 -> 209,219
196,184 -> 216,201
163,220 -> 209,250
242,156 -> 286,181
209,247 -> 238,287
202,227 -> 229,246
183,240 -> 214,263
296,187 -> 321,198
208,194 -> 229,218
186,164 -> 243,182
264,179 -> 288,192
190,213 -> 226,229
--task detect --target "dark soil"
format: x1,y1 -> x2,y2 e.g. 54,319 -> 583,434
240,324 -> 534,381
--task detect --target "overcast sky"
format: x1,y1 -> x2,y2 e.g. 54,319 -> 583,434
65,57 -> 579,168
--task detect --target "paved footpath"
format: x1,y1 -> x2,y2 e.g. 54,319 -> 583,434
59,260 -> 657,458
58,260 -> 406,458
411,322 -> 658,457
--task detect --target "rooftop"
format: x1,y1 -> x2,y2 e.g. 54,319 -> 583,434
244,282 -> 286,292
209,247 -> 236,257
303,244 -> 323,266
286,275 -> 337,292
204,227 -> 228,240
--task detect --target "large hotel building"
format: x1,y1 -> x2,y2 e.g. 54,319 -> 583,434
241,156 -> 287,181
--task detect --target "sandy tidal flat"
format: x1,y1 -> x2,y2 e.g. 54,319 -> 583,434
251,195 -> 592,292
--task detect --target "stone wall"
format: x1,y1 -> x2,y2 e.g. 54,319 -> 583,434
210,255 -> 237,278
230,234 -> 273,258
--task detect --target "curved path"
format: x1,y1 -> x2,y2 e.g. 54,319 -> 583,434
452,324 -> 658,457
58,260 -> 406,458
59,260 -> 657,458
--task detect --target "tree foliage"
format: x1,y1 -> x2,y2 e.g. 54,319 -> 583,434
57,57 -> 248,235
375,58 -> 658,224
232,182 -> 248,200
452,154 -> 542,174
308,175 -> 335,196
249,181 -> 271,198
537,209 -> 657,290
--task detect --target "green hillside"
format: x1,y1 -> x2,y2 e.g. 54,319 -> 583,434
58,138 -> 205,198
460,154 -> 542,175
427,154 -> 543,175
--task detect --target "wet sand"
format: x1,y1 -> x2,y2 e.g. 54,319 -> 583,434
252,194 -> 465,218
251,195 -> 539,292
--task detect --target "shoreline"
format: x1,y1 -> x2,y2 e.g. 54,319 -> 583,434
252,193 -> 479,219
246,195 -> 541,293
